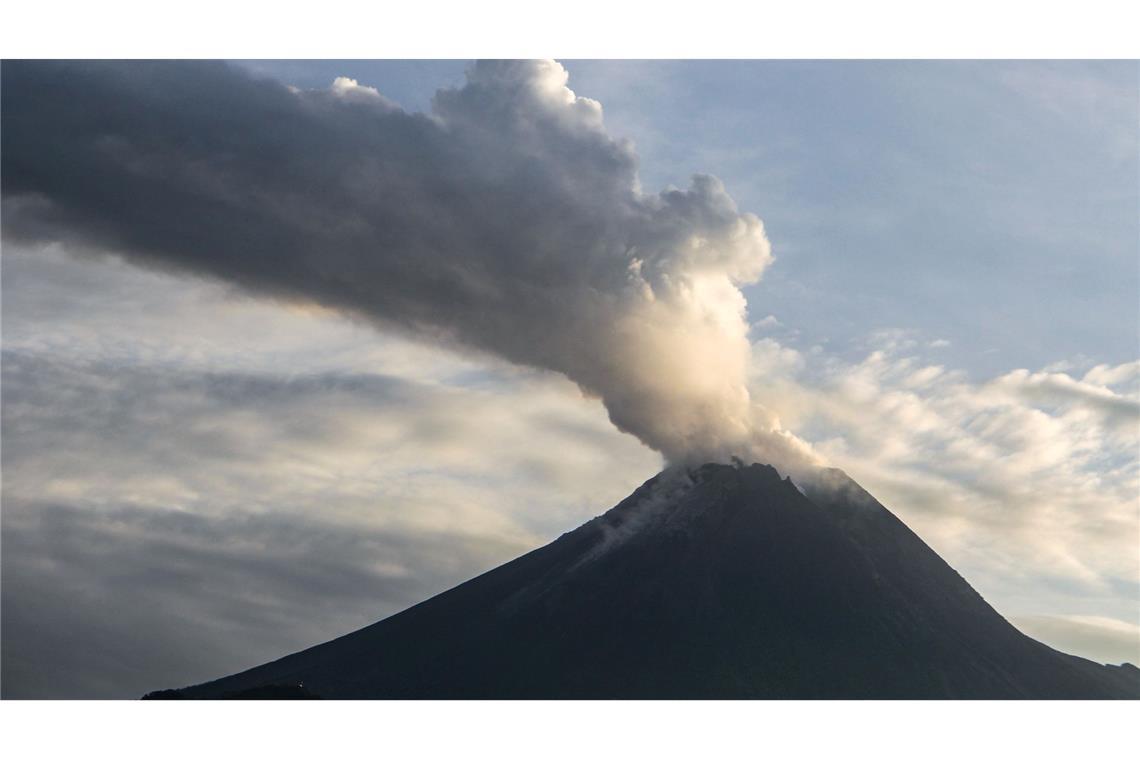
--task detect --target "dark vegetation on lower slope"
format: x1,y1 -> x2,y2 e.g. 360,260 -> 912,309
149,463 -> 1139,699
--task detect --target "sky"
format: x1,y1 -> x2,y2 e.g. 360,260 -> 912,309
1,59 -> 1137,698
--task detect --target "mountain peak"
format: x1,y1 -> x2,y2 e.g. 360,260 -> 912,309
154,462 -> 1140,699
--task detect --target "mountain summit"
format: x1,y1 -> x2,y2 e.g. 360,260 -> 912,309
154,462 -> 1139,699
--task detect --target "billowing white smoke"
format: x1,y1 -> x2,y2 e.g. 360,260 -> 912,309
2,59 -> 818,470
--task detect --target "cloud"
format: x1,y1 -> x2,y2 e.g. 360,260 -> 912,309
1083,361 -> 1140,390
1,59 -> 815,469
987,368 -> 1140,426
748,337 -> 1140,644
1,498 -> 532,699
0,348 -> 659,532
0,248 -> 666,697
1,344 -> 662,697
997,61 -> 1139,161
1011,615 -> 1140,666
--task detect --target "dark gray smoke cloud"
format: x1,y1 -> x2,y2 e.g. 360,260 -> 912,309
2,59 -> 816,467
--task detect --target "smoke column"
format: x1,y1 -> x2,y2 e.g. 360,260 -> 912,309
2,59 -> 818,470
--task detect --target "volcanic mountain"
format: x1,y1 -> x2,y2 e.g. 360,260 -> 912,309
151,462 -> 1139,699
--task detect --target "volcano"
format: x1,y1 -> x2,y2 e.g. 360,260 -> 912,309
150,462 -> 1139,699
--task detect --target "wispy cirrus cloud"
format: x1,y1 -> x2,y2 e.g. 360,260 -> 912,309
1,246 -> 662,698
748,332 -> 1139,645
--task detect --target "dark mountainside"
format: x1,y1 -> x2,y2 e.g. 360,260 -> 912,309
153,463 -> 1140,699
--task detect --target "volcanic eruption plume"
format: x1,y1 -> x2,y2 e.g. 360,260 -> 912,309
2,59 -> 818,470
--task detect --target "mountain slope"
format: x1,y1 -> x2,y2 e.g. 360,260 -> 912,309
157,463 -> 1139,699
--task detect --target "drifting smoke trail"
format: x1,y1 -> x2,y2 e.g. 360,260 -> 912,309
2,59 -> 818,470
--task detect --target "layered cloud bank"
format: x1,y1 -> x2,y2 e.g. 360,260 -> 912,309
748,329 -> 1140,613
2,59 -> 814,468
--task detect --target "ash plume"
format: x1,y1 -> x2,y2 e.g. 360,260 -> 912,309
2,59 -> 818,470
